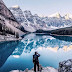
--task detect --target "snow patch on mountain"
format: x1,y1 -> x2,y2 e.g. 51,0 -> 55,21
48,12 -> 61,18
64,13 -> 72,20
12,5 -> 19,8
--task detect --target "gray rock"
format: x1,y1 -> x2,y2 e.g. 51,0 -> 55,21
24,68 -> 28,72
59,59 -> 72,72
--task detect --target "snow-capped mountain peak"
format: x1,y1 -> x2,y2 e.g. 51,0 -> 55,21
64,13 -> 72,20
48,12 -> 61,18
34,14 -> 39,17
12,5 -> 20,8
24,10 -> 32,15
9,6 -> 25,23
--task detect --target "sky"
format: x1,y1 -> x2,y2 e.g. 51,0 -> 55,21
3,0 -> 72,16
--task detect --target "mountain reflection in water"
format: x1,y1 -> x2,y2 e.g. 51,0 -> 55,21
0,33 -> 72,72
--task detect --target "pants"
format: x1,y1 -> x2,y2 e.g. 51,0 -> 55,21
34,62 -> 39,72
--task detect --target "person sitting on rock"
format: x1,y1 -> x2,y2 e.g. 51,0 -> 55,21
33,52 -> 40,72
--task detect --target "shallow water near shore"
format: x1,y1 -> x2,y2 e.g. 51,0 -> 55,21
0,33 -> 72,72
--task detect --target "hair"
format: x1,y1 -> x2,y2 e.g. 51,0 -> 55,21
35,52 -> 37,54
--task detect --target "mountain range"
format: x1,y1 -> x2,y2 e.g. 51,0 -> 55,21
0,0 -> 72,37
9,5 -> 72,33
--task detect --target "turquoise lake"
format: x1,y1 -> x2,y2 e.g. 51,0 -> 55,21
0,33 -> 72,72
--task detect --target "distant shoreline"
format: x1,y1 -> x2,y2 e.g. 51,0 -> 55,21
0,38 -> 22,42
50,34 -> 72,37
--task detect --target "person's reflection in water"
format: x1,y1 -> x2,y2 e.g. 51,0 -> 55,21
33,52 -> 40,72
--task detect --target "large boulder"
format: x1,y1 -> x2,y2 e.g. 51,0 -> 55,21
59,59 -> 72,72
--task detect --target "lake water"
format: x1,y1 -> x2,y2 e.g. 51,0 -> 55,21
0,33 -> 72,72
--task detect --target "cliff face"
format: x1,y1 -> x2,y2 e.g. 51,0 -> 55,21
0,0 -> 24,36
0,0 -> 15,20
0,0 -> 20,27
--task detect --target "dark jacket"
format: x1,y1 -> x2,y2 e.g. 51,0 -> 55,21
33,54 -> 40,63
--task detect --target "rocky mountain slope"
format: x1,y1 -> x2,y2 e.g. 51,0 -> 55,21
0,0 -> 24,36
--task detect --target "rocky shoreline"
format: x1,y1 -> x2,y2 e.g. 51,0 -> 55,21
0,34 -> 22,42
10,59 -> 72,72
10,66 -> 58,72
